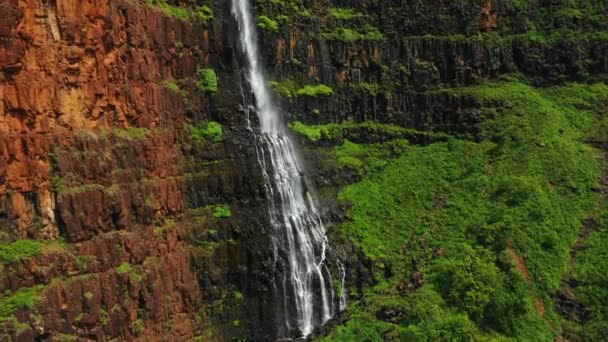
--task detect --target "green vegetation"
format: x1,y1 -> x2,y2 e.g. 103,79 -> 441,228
188,121 -> 223,143
0,286 -> 44,321
268,79 -> 299,98
0,240 -> 44,263
196,68 -> 218,94
322,25 -> 384,42
289,120 -> 447,143
258,15 -> 279,33
134,318 -> 145,336
116,262 -> 144,283
164,80 -> 181,93
193,5 -> 214,23
213,206 -> 231,219
319,81 -> 608,341
114,127 -> 148,140
355,82 -> 380,97
145,0 -> 213,23
296,84 -> 334,97
145,0 -> 188,20
329,7 -> 363,20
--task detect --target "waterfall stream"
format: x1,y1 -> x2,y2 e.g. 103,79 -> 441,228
232,0 -> 342,338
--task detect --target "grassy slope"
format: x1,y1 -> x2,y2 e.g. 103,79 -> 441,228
311,81 -> 608,341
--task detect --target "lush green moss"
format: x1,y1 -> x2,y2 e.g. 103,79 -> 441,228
145,0 -> 213,23
296,84 -> 334,97
322,25 -> 384,42
116,262 -> 144,283
145,0 -> 188,20
258,15 -> 279,33
193,5 -> 213,23
268,79 -> 299,98
320,82 -> 608,341
196,68 -> 218,94
114,127 -> 148,140
213,206 -> 231,219
289,120 -> 448,143
328,7 -> 363,20
188,121 -> 223,143
0,286 -> 44,320
355,82 -> 380,96
164,80 -> 180,92
0,240 -> 43,263
134,319 -> 145,336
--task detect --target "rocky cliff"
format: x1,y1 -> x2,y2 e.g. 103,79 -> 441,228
0,0 -> 271,340
1,0 -> 607,341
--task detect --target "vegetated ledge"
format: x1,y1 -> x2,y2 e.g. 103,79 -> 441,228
289,120 -> 450,146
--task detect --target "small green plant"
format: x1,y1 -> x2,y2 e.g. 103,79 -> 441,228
356,82 -> 380,96
52,175 -> 64,193
296,84 -> 334,97
193,5 -> 213,23
188,121 -> 223,143
164,80 -> 181,93
145,0 -> 188,20
196,68 -> 218,94
0,240 -> 44,263
258,15 -> 279,33
134,318 -> 145,336
116,262 -> 144,283
329,7 -> 363,20
100,307 -> 109,326
84,291 -> 93,300
322,25 -> 384,42
114,127 -> 148,140
268,79 -> 299,98
289,121 -> 324,141
0,286 -> 44,318
213,206 -> 231,219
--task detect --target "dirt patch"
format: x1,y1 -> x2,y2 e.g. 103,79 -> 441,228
508,243 -> 530,282
534,298 -> 546,317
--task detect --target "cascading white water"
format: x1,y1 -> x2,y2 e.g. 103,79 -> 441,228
231,0 -> 342,338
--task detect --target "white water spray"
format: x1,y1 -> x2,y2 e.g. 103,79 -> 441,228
232,0 -> 342,337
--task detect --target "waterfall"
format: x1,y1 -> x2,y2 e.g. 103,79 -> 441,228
231,0 -> 343,338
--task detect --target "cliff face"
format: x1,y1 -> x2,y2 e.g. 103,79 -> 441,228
0,0 -> 269,340
1,0 -> 608,341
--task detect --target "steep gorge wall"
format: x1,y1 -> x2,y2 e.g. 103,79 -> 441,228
1,0 -> 607,341
255,0 -> 608,136
0,0 -> 274,340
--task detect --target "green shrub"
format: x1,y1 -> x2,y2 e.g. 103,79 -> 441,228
356,82 -> 380,96
0,286 -> 44,318
323,81 -> 608,341
145,0 -> 188,20
134,319 -> 145,336
296,84 -> 334,97
164,80 -> 181,93
322,25 -> 384,42
116,262 -> 144,282
258,15 -> 279,33
188,121 -> 223,143
289,121 -> 325,141
329,7 -> 363,20
196,68 -> 218,94
268,79 -> 299,98
213,206 -> 231,219
193,5 -> 213,23
114,127 -> 148,140
0,240 -> 44,263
